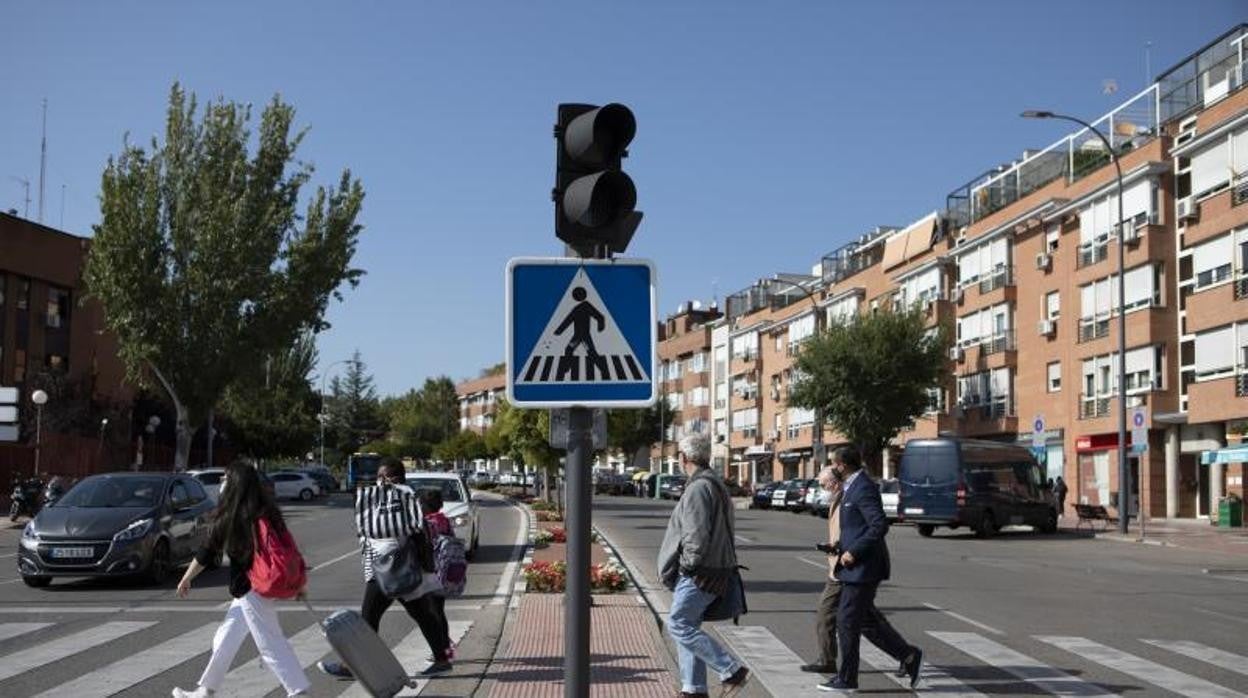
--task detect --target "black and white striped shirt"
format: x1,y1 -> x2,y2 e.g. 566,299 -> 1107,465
355,483 -> 424,581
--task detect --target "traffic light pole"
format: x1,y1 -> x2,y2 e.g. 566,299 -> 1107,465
564,405 -> 593,698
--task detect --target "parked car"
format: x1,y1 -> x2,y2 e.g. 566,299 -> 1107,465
268,471 -> 321,501
770,479 -> 804,510
750,482 -> 777,509
17,472 -> 215,587
187,468 -> 226,502
809,485 -> 833,517
899,437 -> 1057,538
405,472 -> 480,558
880,478 -> 901,522
300,468 -> 340,494
659,475 -> 688,500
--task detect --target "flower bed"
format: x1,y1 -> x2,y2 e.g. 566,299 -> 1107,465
533,509 -> 564,522
590,562 -> 628,592
523,560 -> 566,593
533,529 -> 555,549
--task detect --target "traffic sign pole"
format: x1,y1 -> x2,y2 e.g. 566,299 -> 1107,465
565,405 -> 593,698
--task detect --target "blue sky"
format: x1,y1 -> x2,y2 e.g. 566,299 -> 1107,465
1,2 -> 1242,395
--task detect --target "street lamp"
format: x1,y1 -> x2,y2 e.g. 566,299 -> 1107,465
761,275 -> 826,476
99,417 -> 110,455
318,359 -> 355,469
145,416 -> 161,469
31,390 -> 48,478
1023,109 -> 1130,535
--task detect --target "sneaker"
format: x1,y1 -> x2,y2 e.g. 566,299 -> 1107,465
171,688 -> 214,698
719,666 -> 749,696
895,659 -> 907,677
679,693 -> 711,698
800,663 -> 837,673
816,677 -> 857,693
903,648 -> 924,688
317,660 -> 354,678
420,661 -> 453,676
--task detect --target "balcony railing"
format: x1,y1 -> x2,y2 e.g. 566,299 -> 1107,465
1233,173 -> 1248,207
1077,241 -> 1110,269
1238,372 -> 1248,398
1078,318 -> 1111,343
978,266 -> 1014,294
1236,276 -> 1248,301
1079,395 -> 1111,419
980,330 -> 1017,356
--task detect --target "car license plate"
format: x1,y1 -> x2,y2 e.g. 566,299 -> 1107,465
51,546 -> 94,558
904,507 -> 925,515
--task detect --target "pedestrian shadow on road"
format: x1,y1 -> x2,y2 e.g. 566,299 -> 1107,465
470,543 -> 526,565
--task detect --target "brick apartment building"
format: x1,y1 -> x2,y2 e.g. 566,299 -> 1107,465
456,371 -> 506,436
650,302 -> 720,472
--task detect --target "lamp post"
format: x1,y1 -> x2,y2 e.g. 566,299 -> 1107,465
319,359 -> 355,469
1022,109 -> 1129,535
146,416 -> 161,468
761,276 -> 826,477
99,418 -> 110,456
31,390 -> 48,478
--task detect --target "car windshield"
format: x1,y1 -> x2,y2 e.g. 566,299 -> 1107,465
407,478 -> 464,503
57,476 -> 165,508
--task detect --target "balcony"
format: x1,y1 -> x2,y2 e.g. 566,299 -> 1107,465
979,330 -> 1017,357
1239,372 -> 1248,398
978,266 -> 1014,294
1079,395 -> 1111,420
1236,276 -> 1248,301
1077,240 -> 1110,269
1078,318 -> 1111,343
1234,173 -> 1248,207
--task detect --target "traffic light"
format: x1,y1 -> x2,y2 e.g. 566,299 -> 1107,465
554,103 -> 642,256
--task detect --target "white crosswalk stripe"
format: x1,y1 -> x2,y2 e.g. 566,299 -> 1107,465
0,620 -> 155,682
31,622 -> 217,698
0,622 -> 52,642
859,643 -> 986,697
216,623 -> 329,697
1036,635 -> 1248,698
929,631 -> 1116,697
1143,639 -> 1248,678
338,620 -> 473,698
716,624 -> 827,695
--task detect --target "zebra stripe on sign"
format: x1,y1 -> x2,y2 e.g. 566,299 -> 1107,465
928,631 -> 1116,697
1036,636 -> 1248,698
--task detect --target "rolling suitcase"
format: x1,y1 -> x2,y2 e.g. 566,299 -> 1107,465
304,599 -> 411,697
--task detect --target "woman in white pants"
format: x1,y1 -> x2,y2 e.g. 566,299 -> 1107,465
172,461 -> 310,698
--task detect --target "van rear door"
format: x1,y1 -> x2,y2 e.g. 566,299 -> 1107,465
899,441 -> 960,523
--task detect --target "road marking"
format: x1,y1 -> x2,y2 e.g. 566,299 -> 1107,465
338,620 -> 473,697
0,620 -> 155,681
0,552 -> 17,558
32,622 -> 217,697
929,631 -> 1116,697
0,602 -> 483,615
1037,635 -> 1248,698
217,623 -> 328,697
489,500 -> 530,606
309,548 -> 360,572
717,624 -> 824,695
0,621 -> 52,642
860,642 -> 986,697
1143,639 -> 1248,677
922,603 -> 1004,636
1195,607 -> 1248,625
795,556 -> 828,570
735,534 -> 753,544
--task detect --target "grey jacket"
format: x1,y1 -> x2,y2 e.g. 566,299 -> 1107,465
657,468 -> 738,590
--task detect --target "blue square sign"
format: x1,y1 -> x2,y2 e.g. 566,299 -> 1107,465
506,257 -> 656,408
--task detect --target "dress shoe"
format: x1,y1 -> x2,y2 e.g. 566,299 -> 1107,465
800,663 -> 837,673
816,677 -> 857,693
903,648 -> 924,688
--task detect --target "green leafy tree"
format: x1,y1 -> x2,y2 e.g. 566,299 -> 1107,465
607,403 -> 672,469
383,376 -> 460,455
219,333 -> 320,459
432,430 -> 487,466
788,308 -> 948,465
492,398 -> 561,501
324,350 -> 384,459
85,84 -> 364,468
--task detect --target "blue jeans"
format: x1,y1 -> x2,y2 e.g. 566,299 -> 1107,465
667,574 -> 742,693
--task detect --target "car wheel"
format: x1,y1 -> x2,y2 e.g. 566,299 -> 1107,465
146,540 -> 172,585
976,511 -> 997,539
22,575 -> 51,588
917,524 -> 935,537
299,488 -> 314,502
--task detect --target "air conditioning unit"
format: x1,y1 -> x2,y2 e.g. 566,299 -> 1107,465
1035,252 -> 1052,271
948,346 -> 964,362
952,287 -> 964,303
1037,319 -> 1056,337
1176,195 -> 1199,222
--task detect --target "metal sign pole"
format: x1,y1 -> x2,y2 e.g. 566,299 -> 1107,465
564,405 -> 593,698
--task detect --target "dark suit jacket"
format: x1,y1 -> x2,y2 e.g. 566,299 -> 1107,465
834,472 -> 891,584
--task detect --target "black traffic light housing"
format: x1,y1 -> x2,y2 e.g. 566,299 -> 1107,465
554,103 -> 642,256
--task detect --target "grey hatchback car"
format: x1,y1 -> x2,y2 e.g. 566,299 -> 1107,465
17,472 -> 215,587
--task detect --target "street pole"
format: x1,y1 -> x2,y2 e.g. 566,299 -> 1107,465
1022,110 -> 1129,534
34,404 -> 43,478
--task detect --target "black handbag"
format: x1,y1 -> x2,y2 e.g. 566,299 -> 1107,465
702,476 -> 748,624
372,535 -> 424,598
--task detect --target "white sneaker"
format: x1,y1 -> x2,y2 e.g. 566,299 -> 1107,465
171,687 -> 214,698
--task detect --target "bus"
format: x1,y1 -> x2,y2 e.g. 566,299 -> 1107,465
346,452 -> 382,489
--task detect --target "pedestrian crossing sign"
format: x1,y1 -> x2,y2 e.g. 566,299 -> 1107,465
506,257 -> 656,408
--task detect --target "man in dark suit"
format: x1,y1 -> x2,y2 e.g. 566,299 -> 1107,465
817,446 -> 923,693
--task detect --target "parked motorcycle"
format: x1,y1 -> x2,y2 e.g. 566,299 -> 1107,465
9,477 -> 45,521
41,477 -> 67,509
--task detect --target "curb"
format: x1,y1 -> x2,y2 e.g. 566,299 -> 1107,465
592,523 -> 669,631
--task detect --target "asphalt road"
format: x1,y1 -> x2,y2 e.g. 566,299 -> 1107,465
0,490 -> 528,697
594,494 -> 1248,697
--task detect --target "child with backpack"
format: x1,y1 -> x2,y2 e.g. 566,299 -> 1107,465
419,488 -> 468,657
173,460 -> 310,698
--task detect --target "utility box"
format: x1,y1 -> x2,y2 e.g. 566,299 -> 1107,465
1218,496 -> 1244,528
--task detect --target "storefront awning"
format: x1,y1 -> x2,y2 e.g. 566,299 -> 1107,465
1201,444 -> 1248,466
778,448 -> 812,464
744,445 -> 773,458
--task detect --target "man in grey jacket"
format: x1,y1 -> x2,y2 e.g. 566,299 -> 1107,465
658,431 -> 750,698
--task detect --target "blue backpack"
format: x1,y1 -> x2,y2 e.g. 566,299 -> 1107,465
434,535 -> 468,596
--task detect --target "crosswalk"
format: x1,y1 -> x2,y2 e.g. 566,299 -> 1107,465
519,352 -> 644,383
718,624 -> 1248,697
0,617 -> 473,697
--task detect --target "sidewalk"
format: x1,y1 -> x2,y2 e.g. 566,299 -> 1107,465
1085,516 -> 1248,557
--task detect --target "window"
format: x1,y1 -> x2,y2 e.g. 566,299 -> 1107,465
1195,325 -> 1235,379
825,295 -> 859,325
168,481 -> 191,509
690,352 -> 707,374
731,332 -> 758,361
1045,292 -> 1060,320
787,314 -> 815,350
1190,132 -> 1231,198
956,237 -> 1010,287
956,302 -> 1012,346
1078,178 -> 1154,244
184,478 -> 208,504
16,279 -> 29,311
1045,224 -> 1060,252
899,267 -> 942,306
1047,362 -> 1061,392
1191,234 -> 1234,290
46,287 -> 70,329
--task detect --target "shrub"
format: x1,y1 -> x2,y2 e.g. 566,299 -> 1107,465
532,529 -> 554,549
590,562 -> 628,592
534,509 -> 564,522
530,500 -> 556,512
523,560 -> 566,593
548,526 -> 567,544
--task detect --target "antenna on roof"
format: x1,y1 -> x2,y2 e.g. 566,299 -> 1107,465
1145,40 -> 1153,85
38,98 -> 47,223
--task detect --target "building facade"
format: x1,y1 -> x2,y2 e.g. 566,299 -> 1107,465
456,371 -> 506,436
650,302 -> 720,473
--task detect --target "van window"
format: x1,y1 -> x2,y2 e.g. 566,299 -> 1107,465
964,461 -> 1015,494
900,444 -> 959,486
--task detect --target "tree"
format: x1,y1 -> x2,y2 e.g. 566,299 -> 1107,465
491,398 -> 561,501
85,84 -> 364,469
607,403 -> 672,469
432,430 -> 487,466
324,350 -> 384,459
788,308 -> 948,465
382,376 -> 460,455
219,333 -> 320,459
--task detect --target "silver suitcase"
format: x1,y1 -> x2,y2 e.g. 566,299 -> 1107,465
307,600 -> 410,697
